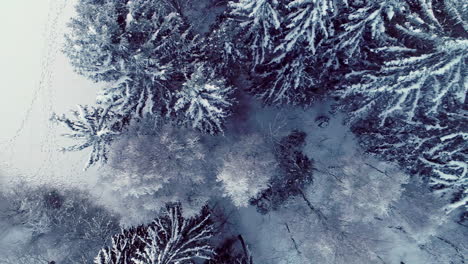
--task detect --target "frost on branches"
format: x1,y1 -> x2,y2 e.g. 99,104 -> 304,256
252,52 -> 320,105
95,225 -> 148,264
95,204 -> 214,264
104,124 -> 212,222
173,64 -> 235,134
320,0 -> 404,72
0,186 -> 120,263
278,0 -> 336,55
243,0 -> 339,105
216,134 -> 276,207
338,0 -> 467,212
228,0 -> 281,67
51,105 -> 123,169
352,114 -> 467,213
63,0 -> 197,130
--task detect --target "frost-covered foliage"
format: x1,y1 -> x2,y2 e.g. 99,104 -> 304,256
95,204 -> 214,264
173,64 -> 235,134
251,130 -> 314,213
65,0 -> 195,117
338,0 -> 468,212
229,0 -> 281,67
235,0 -> 341,105
321,0 -> 404,70
0,185 -> 120,263
352,114 -> 468,213
319,155 -> 409,222
55,0 -> 203,168
341,40 -> 467,126
95,225 -> 147,264
51,105 -> 124,168
195,18 -> 247,82
103,123 -> 213,223
252,52 -> 320,105
217,134 -> 276,207
278,0 -> 337,55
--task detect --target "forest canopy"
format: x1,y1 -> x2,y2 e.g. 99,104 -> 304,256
2,0 -> 465,263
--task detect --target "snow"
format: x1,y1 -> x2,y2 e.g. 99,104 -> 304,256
2,0 -> 466,262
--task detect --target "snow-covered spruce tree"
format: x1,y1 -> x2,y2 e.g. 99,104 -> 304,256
59,0 -> 241,167
228,0 -> 282,68
216,134 -> 276,207
317,0 -> 405,80
195,18 -> 248,84
95,204 -> 214,264
57,0 -> 198,166
337,0 -> 468,212
51,105 -> 124,168
173,64 -> 235,134
252,50 -> 321,105
95,226 -> 148,264
251,130 -> 314,213
243,0 -> 345,105
65,0 -> 195,117
277,0 -> 338,55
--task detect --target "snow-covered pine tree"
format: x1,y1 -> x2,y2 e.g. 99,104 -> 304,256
133,205 -> 214,263
245,0 -> 344,105
51,105 -> 124,169
228,0 -> 282,68
340,5 -> 467,125
173,64 -> 235,134
64,0 -> 197,123
278,0 -> 337,55
94,204 -> 214,264
95,226 -> 148,264
56,0 -> 206,168
251,49 -> 320,105
317,0 -> 405,78
338,0 -> 467,213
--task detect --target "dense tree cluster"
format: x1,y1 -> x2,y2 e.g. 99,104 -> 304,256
41,0 -> 468,263
335,0 -> 467,212
227,0 -> 467,211
56,0 -> 234,167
